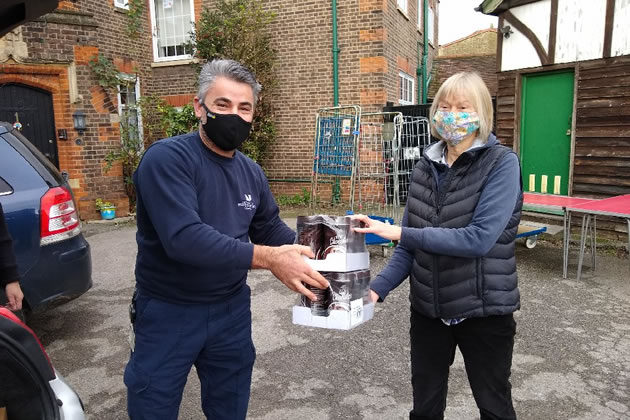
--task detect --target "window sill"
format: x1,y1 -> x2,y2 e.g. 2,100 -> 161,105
397,7 -> 410,21
114,6 -> 129,13
151,58 -> 199,68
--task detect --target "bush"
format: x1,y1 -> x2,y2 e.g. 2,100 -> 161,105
276,188 -> 311,207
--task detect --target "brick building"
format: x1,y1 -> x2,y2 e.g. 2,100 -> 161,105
428,28 -> 498,99
0,0 -> 438,218
0,0 -> 154,217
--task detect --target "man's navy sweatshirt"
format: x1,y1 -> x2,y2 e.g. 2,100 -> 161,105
133,132 -> 296,304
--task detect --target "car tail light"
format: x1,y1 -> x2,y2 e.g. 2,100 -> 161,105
40,186 -> 81,246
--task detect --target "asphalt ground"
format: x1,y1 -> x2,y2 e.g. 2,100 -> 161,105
26,218 -> 630,419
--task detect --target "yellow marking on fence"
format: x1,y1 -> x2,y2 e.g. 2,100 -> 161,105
554,176 -> 561,195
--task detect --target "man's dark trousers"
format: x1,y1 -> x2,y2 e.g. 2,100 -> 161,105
125,284 -> 255,420
409,309 -> 517,420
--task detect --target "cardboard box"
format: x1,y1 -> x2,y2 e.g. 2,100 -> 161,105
293,301 -> 374,330
297,215 -> 369,272
302,251 -> 369,272
294,216 -> 373,330
295,270 -> 373,329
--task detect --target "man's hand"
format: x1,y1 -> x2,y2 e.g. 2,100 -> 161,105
351,214 -> 402,241
5,281 -> 24,311
369,289 -> 380,303
253,244 -> 329,301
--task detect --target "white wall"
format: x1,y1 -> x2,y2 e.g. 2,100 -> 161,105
502,25 -> 542,71
501,0 -> 550,71
555,0 -> 606,63
612,0 -> 630,57
499,0 -> 630,71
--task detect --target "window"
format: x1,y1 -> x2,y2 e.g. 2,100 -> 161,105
399,72 -> 415,105
397,0 -> 408,15
417,0 -> 422,30
118,76 -> 143,147
149,0 -> 195,61
428,6 -> 435,45
114,0 -> 129,10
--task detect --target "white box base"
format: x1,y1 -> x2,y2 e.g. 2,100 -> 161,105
303,252 -> 370,273
292,301 -> 375,330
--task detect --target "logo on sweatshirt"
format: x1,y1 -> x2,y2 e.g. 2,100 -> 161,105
238,193 -> 256,211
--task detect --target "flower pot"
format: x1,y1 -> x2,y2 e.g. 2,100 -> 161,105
100,207 -> 116,220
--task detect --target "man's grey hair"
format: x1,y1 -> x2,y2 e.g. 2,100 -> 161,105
197,59 -> 262,104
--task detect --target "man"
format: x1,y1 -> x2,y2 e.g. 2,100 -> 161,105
1,202 -> 24,312
124,59 -> 328,420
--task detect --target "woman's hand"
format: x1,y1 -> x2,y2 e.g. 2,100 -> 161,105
351,214 -> 402,241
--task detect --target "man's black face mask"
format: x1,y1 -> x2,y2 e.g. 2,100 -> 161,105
201,103 -> 252,151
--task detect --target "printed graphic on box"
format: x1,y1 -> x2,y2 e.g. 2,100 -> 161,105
296,215 -> 369,272
300,270 -> 371,317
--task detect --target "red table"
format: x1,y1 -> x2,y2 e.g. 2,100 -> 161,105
565,194 -> 630,280
523,193 -> 598,278
523,193 -> 595,211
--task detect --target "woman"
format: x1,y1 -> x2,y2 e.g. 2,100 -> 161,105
354,72 -> 522,420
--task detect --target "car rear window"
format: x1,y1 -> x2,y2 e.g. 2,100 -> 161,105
0,176 -> 13,196
3,129 -> 65,187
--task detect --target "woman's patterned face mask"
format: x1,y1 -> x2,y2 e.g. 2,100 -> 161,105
432,111 -> 480,146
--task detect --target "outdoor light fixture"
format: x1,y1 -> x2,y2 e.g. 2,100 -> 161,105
500,25 -> 514,39
72,110 -> 87,134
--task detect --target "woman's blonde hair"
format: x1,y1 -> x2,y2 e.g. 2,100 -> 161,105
429,72 -> 493,141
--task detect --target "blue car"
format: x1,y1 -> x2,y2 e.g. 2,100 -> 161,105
0,122 -> 92,313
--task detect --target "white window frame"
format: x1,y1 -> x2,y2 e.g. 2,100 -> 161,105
428,6 -> 435,45
114,0 -> 129,10
148,0 -> 196,62
117,75 -> 144,148
417,0 -> 422,30
397,0 -> 408,16
399,72 -> 415,105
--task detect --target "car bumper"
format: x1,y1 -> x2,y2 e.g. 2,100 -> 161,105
49,370 -> 86,420
22,234 -> 92,312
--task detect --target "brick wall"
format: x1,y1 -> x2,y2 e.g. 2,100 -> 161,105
428,28 -> 498,99
0,0 -> 160,218
264,0 -> 433,199
439,28 -> 496,57
429,55 -> 498,99
383,0 -> 431,106
263,0 -> 343,198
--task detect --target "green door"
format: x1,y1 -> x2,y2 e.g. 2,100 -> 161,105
520,71 -> 574,195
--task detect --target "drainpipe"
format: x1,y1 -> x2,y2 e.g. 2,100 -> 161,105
332,0 -> 340,106
417,42 -> 422,104
421,0 -> 429,104
331,0 -> 341,202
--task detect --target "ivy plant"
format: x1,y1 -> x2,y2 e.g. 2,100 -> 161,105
126,0 -> 145,39
88,54 -> 120,91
